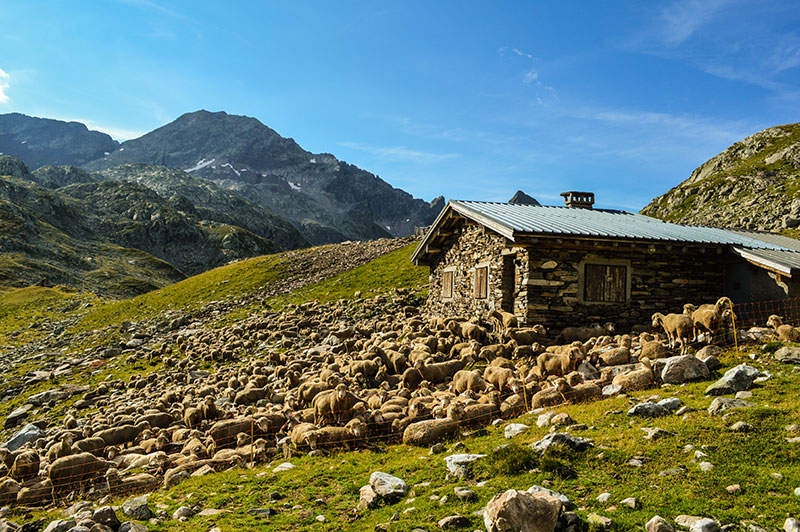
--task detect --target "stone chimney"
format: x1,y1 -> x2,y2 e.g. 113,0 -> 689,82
560,191 -> 594,209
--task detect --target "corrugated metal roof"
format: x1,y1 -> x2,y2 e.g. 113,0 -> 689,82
727,229 -> 800,252
731,247 -> 800,275
450,201 -> 789,250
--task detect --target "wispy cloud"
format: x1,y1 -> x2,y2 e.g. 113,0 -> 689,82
0,68 -> 10,104
657,0 -> 740,46
498,46 -> 556,98
338,141 -> 460,163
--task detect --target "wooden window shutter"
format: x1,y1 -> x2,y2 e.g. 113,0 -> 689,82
475,266 -> 488,299
584,264 -> 605,302
584,263 -> 627,302
442,271 -> 453,298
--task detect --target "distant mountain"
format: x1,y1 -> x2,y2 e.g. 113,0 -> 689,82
641,123 -> 800,232
0,155 -> 307,296
84,110 -> 442,244
0,113 -> 118,169
508,190 -> 540,206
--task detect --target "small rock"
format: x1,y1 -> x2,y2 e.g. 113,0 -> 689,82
272,462 -> 295,472
708,398 -> 753,416
444,454 -> 485,479
726,484 -> 741,494
121,496 -> 152,521
657,398 -> 683,412
646,516 -> 675,532
642,427 -> 676,440
117,524 -> 148,532
537,412 -> 555,428
171,507 -> 193,520
628,403 -> 669,418
586,513 -> 614,529
369,472 -> 409,502
43,521 -> 75,532
438,515 -> 470,529
597,492 -> 611,503
705,364 -> 760,396
794,486 -> 800,497
454,487 -> 477,501
735,391 -> 753,399
620,497 -> 637,509
526,485 -> 571,510
484,489 -> 561,532
729,422 -> 753,432
91,507 -> 119,531
785,518 -> 800,532
550,413 -> 575,426
690,518 -> 720,532
530,433 -> 593,453
247,508 -> 277,518
504,423 -> 529,439
771,472 -> 784,480
430,443 -> 446,455
661,355 -> 710,384
315,515 -> 325,523
775,347 -> 800,364
698,462 -> 714,472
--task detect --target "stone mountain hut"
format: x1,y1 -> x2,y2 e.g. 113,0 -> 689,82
411,192 -> 800,330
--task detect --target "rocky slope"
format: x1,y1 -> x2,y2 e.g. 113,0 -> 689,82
84,110 -> 443,244
0,156 -> 309,296
640,123 -> 800,231
0,113 -> 118,169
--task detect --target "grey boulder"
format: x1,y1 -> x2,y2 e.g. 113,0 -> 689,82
484,489 -> 562,532
705,364 -> 760,396
368,472 -> 408,502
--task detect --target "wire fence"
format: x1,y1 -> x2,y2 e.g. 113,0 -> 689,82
3,296 -> 799,508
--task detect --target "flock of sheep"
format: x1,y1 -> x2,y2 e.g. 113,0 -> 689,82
0,291 -> 789,509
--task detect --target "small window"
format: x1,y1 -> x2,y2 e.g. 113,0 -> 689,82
442,270 -> 454,298
474,266 -> 488,299
584,264 -> 627,303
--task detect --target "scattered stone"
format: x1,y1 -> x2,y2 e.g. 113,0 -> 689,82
444,454 -> 485,479
775,347 -> 800,364
690,518 -> 720,532
586,513 -> 614,529
438,515 -> 470,529
526,486 -> 571,510
483,489 -> 562,532
550,413 -> 575,426
247,508 -> 277,518
430,443 -> 446,455
197,509 -> 228,517
91,507 -> 119,531
646,516 -> 675,532
1,424 -> 45,452
272,462 -> 295,472
698,462 -> 714,472
164,470 -> 189,488
454,487 -> 477,501
642,427 -> 676,440
117,524 -> 148,532
3,405 -> 32,429
657,398 -> 683,411
729,421 -> 753,433
735,391 -> 753,399
708,398 -> 753,416
315,515 -> 325,523
705,364 -> 760,396
771,472 -> 784,480
597,492 -> 611,503
661,355 -> 710,384
620,497 -> 637,509
369,472 -> 409,502
726,484 -> 741,494
121,496 -> 152,521
627,458 -> 644,468
785,518 -> 800,532
537,412 -> 555,428
171,507 -> 193,520
504,423 -> 529,439
530,433 -> 593,453
628,403 -> 669,418
794,487 -> 800,497
42,521 -> 75,532
190,464 -> 214,477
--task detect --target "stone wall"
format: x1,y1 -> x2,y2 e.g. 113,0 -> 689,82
426,222 -> 730,332
427,222 -> 529,320
523,243 -> 726,331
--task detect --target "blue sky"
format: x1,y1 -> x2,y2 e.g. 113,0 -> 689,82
0,1 -> 798,211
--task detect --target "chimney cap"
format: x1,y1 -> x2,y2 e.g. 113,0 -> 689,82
560,191 -> 594,209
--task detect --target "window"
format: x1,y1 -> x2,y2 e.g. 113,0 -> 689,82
584,263 -> 627,303
474,266 -> 488,299
442,270 -> 454,298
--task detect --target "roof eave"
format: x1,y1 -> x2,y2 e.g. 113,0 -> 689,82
732,247 -> 794,277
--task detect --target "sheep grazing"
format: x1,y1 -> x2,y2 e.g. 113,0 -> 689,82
488,309 -> 518,333
451,370 -> 486,394
483,365 -> 517,393
49,452 -> 112,500
313,384 -> 363,426
10,450 -> 40,483
683,297 -> 734,344
536,348 -> 577,378
766,314 -> 800,342
596,335 -> 632,366
611,358 -> 654,392
504,325 -> 547,346
558,322 -> 615,343
46,433 -> 75,463
651,312 -> 692,354
531,379 -> 570,408
447,320 -> 489,343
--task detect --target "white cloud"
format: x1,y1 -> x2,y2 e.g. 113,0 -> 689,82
523,70 -> 539,84
657,0 -> 739,46
0,68 -> 10,104
338,141 -> 460,163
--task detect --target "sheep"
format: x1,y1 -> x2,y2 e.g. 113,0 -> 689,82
313,384 -> 363,426
536,348 -> 577,378
488,309 -> 518,333
10,450 -> 40,483
106,468 -> 160,495
95,423 -> 146,448
483,366 -> 517,393
651,312 -> 692,354
46,433 -> 74,463
402,405 -> 463,447
640,339 -> 668,359
447,321 -> 489,343
596,335 -> 632,366
558,322 -> 615,343
207,418 -> 255,450
122,451 -> 169,473
450,370 -> 486,394
766,315 -> 800,342
49,452 -> 112,500
73,437 -> 106,457
563,382 -> 602,403
611,358 -> 654,392
289,422 -> 319,452
531,379 -> 570,409
0,478 -> 20,506
504,325 -> 547,346
402,367 -> 424,390
15,479 -> 52,507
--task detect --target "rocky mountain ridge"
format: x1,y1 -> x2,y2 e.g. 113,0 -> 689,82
640,122 -> 800,232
